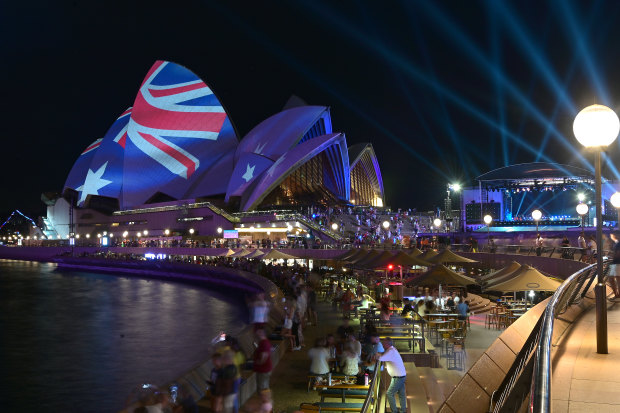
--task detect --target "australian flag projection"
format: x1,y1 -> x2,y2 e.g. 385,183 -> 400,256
64,108 -> 131,206
122,60 -> 237,207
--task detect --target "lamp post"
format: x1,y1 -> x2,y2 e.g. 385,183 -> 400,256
531,209 -> 542,233
576,202 -> 588,230
449,183 -> 462,232
483,214 -> 492,245
433,218 -> 442,233
610,192 -> 620,227
574,103 -> 620,354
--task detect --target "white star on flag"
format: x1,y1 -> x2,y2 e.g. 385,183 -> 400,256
75,162 -> 113,205
242,163 -> 255,182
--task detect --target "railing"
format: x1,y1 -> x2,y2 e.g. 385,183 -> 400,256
488,261 -> 608,413
361,360 -> 382,413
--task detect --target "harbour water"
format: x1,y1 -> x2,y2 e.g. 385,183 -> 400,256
0,259 -> 249,412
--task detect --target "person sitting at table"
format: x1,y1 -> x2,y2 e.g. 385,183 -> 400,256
336,318 -> 354,340
446,294 -> 456,312
340,342 -> 360,376
457,300 -> 469,320
346,333 -> 362,358
308,337 -> 331,376
362,333 -> 384,372
401,298 -> 414,317
561,236 -> 571,258
326,334 -> 338,358
379,294 -> 391,322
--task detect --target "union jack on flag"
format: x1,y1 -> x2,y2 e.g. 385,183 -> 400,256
81,138 -> 103,155
127,60 -> 226,179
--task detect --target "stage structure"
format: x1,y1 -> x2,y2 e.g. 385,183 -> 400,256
459,162 -> 619,231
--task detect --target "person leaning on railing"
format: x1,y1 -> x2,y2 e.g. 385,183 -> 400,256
373,337 -> 407,413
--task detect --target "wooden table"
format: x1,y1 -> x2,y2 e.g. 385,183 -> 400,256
314,379 -> 370,403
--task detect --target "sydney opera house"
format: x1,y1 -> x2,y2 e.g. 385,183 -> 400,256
42,61 -> 384,242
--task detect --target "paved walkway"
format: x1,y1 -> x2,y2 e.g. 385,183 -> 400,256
552,301 -> 620,412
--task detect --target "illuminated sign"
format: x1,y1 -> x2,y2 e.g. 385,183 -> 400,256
223,230 -> 239,239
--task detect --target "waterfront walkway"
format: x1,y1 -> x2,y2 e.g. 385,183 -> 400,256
234,299 -> 501,413
552,300 -> 620,412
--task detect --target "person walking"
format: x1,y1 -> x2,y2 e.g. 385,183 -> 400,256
608,230 -> 620,298
374,337 -> 407,413
253,329 -> 273,393
535,234 -> 543,256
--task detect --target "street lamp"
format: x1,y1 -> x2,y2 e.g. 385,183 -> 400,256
610,192 -> 620,227
164,229 -> 170,236
483,214 -> 492,244
531,209 -> 542,233
576,202 -> 588,230
382,220 -> 390,229
433,218 -> 442,232
189,228 -> 195,235
449,183 -> 462,232
143,230 -> 148,236
331,223 -> 338,231
574,103 -> 620,354
577,192 -> 586,202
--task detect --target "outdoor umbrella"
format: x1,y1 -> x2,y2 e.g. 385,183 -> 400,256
406,264 -> 476,286
261,249 -> 299,260
362,251 -> 395,268
336,249 -> 360,260
343,249 -> 370,263
485,264 -> 532,289
418,249 -> 438,261
408,248 -> 424,257
490,266 -> 561,292
217,248 -> 236,257
231,249 -> 251,258
245,249 -> 266,259
351,250 -> 382,267
372,250 -> 431,268
479,261 -> 522,284
426,249 -> 478,264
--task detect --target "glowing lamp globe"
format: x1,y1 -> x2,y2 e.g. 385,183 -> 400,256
573,104 -> 620,148
452,183 -> 461,191
483,215 -> 493,225
576,203 -> 588,216
189,228 -> 195,234
433,218 -> 442,227
331,223 -> 338,231
382,221 -> 390,229
532,209 -> 542,221
611,192 -> 620,209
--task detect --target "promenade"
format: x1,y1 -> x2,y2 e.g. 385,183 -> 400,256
237,296 -> 502,413
552,300 -> 620,412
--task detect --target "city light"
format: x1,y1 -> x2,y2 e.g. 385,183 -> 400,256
450,183 -> 461,191
531,209 -> 542,221
573,104 -> 620,147
483,215 -> 493,225
216,227 -> 223,234
86,234 -> 91,239
382,221 -> 390,229
164,229 -> 170,236
189,228 -> 195,234
331,223 -> 338,231
122,231 -> 128,238
577,193 -> 585,202
143,230 -> 148,236
433,218 -> 442,227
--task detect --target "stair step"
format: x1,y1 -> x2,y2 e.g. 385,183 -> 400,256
404,362 -> 432,413
416,367 -> 462,413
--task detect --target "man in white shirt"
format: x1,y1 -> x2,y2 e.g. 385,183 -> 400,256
375,337 -> 407,413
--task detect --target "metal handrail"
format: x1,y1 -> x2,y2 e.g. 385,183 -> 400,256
489,262 -> 601,413
361,360 -> 382,413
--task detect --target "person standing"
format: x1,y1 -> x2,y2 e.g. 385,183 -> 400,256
608,230 -> 620,298
253,329 -> 273,393
535,234 -> 543,256
375,337 -> 407,413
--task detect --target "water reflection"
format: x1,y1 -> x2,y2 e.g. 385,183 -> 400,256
0,259 -> 248,412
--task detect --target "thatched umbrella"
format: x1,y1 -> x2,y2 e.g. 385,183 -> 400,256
406,264 -> 476,286
426,249 -> 478,264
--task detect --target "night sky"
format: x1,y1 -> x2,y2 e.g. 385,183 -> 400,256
3,0 -> 620,220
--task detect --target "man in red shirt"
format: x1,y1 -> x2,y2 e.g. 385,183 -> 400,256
253,329 -> 273,392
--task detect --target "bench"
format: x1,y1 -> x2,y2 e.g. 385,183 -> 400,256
379,334 -> 424,350
300,402 -> 364,412
319,388 -> 368,402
